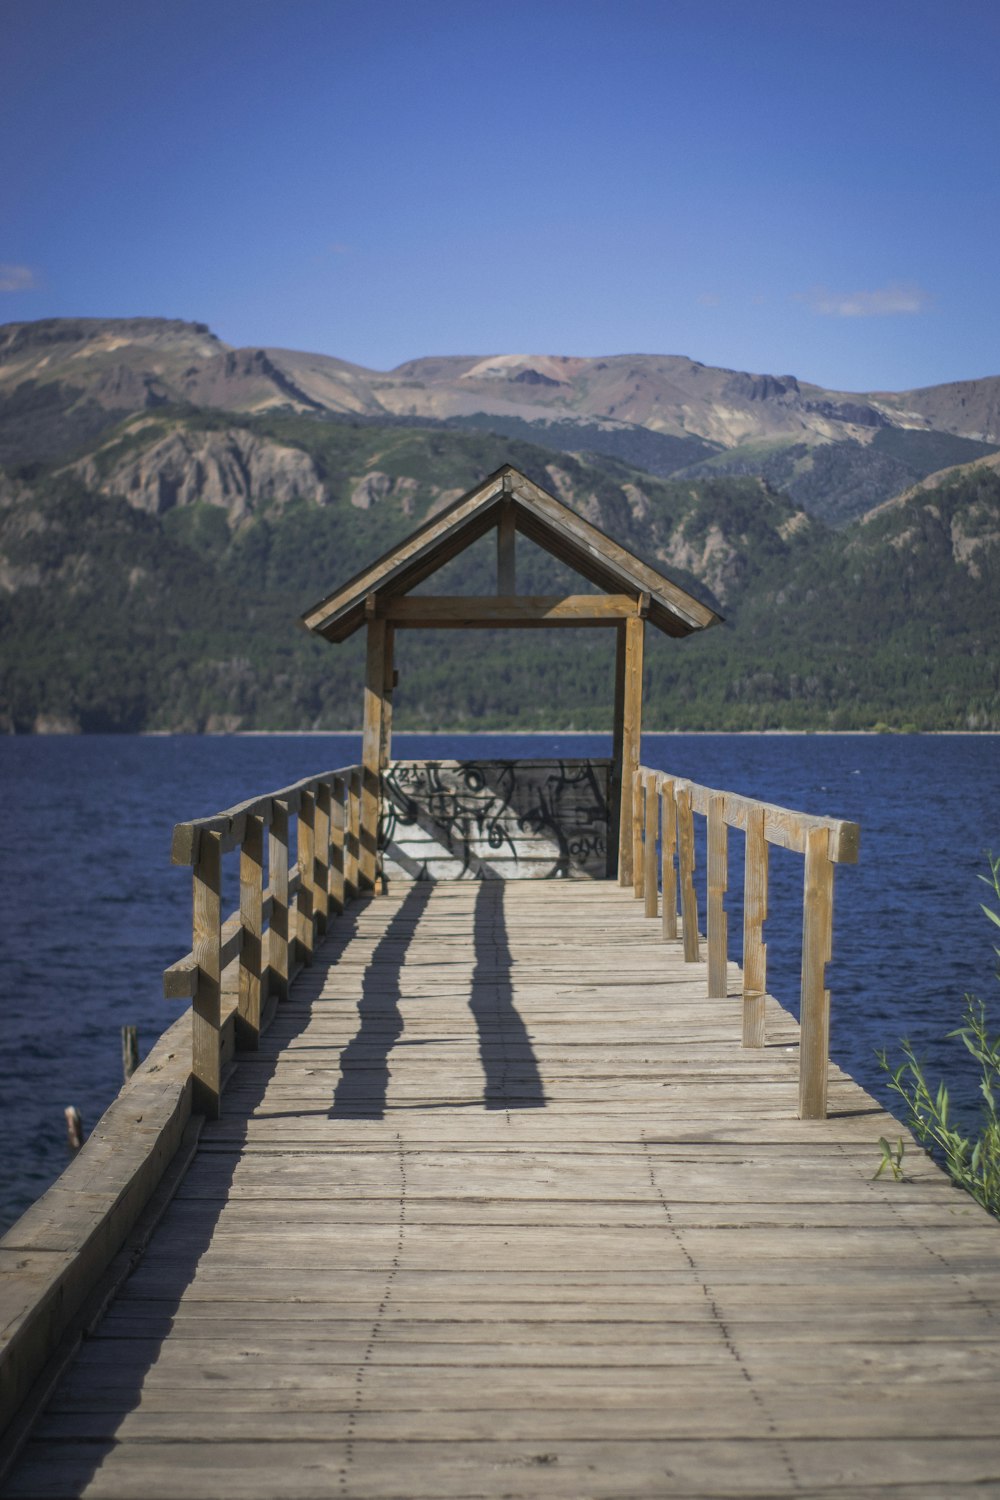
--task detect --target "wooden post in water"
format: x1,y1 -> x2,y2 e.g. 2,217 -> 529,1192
121,1025 -> 139,1081
742,807 -> 768,1047
268,801 -> 290,1003
617,611 -> 644,886
799,827 -> 835,1119
237,812 -> 264,1050
676,784 -> 701,963
661,779 -> 677,941
644,773 -> 658,918
64,1107 -> 84,1150
329,775 -> 346,916
707,793 -> 728,998
192,829 -> 222,1118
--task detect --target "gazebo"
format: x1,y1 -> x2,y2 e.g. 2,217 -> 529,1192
301,463 -> 720,886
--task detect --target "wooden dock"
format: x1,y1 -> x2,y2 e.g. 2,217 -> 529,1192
5,880 -> 1000,1499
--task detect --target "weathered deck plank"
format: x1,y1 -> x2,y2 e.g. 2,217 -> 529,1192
6,882 -> 1000,1498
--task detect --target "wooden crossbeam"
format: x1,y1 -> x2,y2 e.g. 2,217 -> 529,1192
382,594 -> 640,628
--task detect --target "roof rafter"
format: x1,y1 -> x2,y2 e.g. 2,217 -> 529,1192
301,464 -> 721,643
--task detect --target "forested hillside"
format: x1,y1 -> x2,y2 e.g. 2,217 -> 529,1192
1,401 -> 997,733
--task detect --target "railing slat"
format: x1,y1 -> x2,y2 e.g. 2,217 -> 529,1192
742,807 -> 768,1047
313,781 -> 331,936
191,830 -> 222,1118
632,769 -> 644,901
707,793 -> 728,998
660,779 -> 677,942
329,775 -> 346,915
799,826 -> 835,1119
676,783 -> 701,963
643,772 -> 658,918
298,791 -> 316,966
237,814 -> 264,1050
346,768 -> 361,902
268,800 -> 290,1002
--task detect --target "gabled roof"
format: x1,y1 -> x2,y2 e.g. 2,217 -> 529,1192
301,464 -> 721,642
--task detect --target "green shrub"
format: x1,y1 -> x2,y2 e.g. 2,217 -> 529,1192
876,855 -> 1000,1219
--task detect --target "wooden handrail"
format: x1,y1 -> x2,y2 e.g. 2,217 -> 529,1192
632,764 -> 860,1120
164,765 -> 362,1117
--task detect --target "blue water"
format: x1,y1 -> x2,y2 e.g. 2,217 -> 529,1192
1,732 -> 997,1233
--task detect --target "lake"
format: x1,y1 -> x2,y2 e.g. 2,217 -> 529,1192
1,732 -> 997,1233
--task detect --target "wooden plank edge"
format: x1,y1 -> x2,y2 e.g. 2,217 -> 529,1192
0,1113 -> 203,1487
0,1012 -> 194,1443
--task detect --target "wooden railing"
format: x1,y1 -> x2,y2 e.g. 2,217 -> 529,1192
629,765 -> 860,1120
164,765 -> 363,1117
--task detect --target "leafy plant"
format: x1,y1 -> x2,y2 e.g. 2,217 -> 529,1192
876,855 -> 1000,1218
874,1136 -> 906,1182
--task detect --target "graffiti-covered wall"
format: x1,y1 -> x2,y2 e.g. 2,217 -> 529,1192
381,759 -> 611,880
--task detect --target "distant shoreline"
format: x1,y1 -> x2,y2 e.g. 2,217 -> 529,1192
165,728 -> 1000,738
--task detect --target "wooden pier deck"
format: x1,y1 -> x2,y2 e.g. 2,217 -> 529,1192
6,880 -> 1000,1499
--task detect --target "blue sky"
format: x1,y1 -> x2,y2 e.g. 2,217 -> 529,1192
2,0 -> 998,391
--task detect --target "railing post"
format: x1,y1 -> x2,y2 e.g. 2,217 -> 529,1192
676,783 -> 700,963
268,799 -> 290,1002
192,830 -> 222,1118
298,790 -> 316,966
661,779 -> 677,941
644,772 -> 658,918
346,768 -> 361,902
237,813 -> 264,1051
632,769 -> 644,900
707,793 -> 728,998
313,781 -> 331,937
742,807 -> 768,1047
799,827 -> 834,1119
330,775 -> 346,915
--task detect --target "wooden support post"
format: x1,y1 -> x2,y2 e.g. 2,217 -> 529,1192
632,770 -> 644,900
121,1025 -> 139,1081
661,779 -> 677,941
237,813 -> 264,1050
497,504 -> 516,594
618,613 -> 644,886
268,800 -> 290,1002
380,626 -> 395,769
707,793 -> 728,998
608,622 -> 627,879
64,1107 -> 84,1150
360,612 -> 388,892
644,773 -> 658,917
346,768 -> 361,902
192,829 -> 222,1118
297,790 -> 316,965
742,807 -> 768,1047
329,775 -> 346,915
313,782 -> 331,937
677,783 -> 700,963
799,827 -> 834,1119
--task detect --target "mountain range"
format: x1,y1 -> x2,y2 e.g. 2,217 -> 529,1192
0,316 -> 997,733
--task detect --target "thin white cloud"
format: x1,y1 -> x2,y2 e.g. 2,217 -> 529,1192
0,263 -> 40,292
696,292 -> 721,307
799,281 -> 930,318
